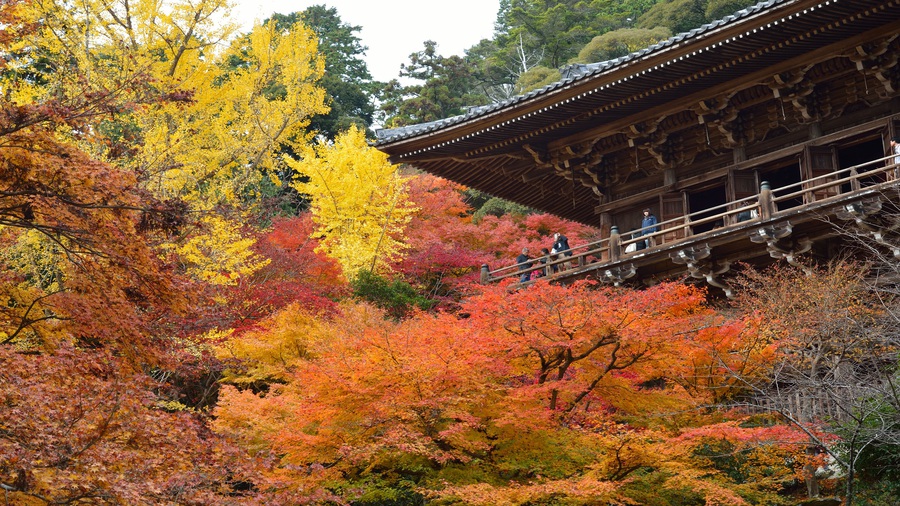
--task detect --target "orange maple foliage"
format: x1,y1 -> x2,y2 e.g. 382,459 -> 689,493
0,345 -> 264,504
398,173 -> 601,305
214,280 -> 806,504
0,122 -> 189,358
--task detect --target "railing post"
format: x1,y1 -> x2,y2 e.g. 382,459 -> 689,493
609,226 -> 621,261
850,167 -> 860,191
480,264 -> 490,284
758,181 -> 775,220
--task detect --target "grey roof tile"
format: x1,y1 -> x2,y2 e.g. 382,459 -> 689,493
374,0 -> 784,145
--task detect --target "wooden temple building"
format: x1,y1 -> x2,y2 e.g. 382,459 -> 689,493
374,0 -> 900,295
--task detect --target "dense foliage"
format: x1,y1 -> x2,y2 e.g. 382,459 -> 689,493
1,0 -> 897,505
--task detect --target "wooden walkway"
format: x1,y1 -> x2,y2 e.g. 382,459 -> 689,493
483,154 -> 900,292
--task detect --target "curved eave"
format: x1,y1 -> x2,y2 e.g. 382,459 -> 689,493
374,0 -> 900,226
376,0 -> 898,164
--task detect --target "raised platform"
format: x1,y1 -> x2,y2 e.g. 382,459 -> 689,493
484,157 -> 900,296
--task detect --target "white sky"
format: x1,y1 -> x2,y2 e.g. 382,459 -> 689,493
230,0 -> 501,82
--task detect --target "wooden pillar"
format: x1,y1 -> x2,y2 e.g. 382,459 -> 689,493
809,121 -> 822,139
599,212 -> 612,239
480,264 -> 490,284
595,212 -> 612,262
733,145 -> 746,164
609,226 -> 621,261
664,168 -> 677,188
850,166 -> 861,191
804,444 -> 821,498
758,181 -> 775,219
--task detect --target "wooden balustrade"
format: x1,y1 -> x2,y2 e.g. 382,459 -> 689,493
483,153 -> 900,284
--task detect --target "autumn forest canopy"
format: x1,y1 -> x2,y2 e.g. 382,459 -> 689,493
1,0 -> 900,505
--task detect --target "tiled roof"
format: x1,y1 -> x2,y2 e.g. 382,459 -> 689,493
374,0 -> 783,145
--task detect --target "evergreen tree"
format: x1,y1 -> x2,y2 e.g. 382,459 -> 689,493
379,41 -> 490,127
269,8 -> 377,139
492,0 -> 658,76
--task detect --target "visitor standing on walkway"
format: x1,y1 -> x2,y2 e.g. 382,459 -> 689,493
539,247 -> 553,276
640,208 -> 659,249
516,247 -> 532,283
552,233 -> 572,270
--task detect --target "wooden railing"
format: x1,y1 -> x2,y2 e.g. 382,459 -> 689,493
482,153 -> 900,284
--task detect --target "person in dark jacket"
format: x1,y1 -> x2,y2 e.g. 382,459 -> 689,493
552,233 -> 572,270
516,247 -> 532,282
640,208 -> 659,248
539,247 -> 552,276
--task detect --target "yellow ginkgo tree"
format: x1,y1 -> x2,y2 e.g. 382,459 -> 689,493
10,0 -> 331,284
287,126 -> 417,279
136,17 -> 329,210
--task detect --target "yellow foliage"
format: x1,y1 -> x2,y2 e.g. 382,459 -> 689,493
161,214 -> 269,285
155,399 -> 196,412
662,468 -> 751,506
0,229 -> 72,349
136,15 -> 327,282
137,18 -> 328,210
10,0 -> 234,109
287,126 -> 417,278
201,327 -> 235,342
11,1 -> 329,288
0,229 -> 65,293
432,476 -> 622,506
215,303 -> 326,384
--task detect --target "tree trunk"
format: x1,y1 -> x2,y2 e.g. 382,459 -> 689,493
804,445 -> 820,497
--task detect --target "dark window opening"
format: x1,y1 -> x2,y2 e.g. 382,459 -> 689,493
687,185 -> 727,234
761,163 -> 802,211
838,138 -> 885,189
